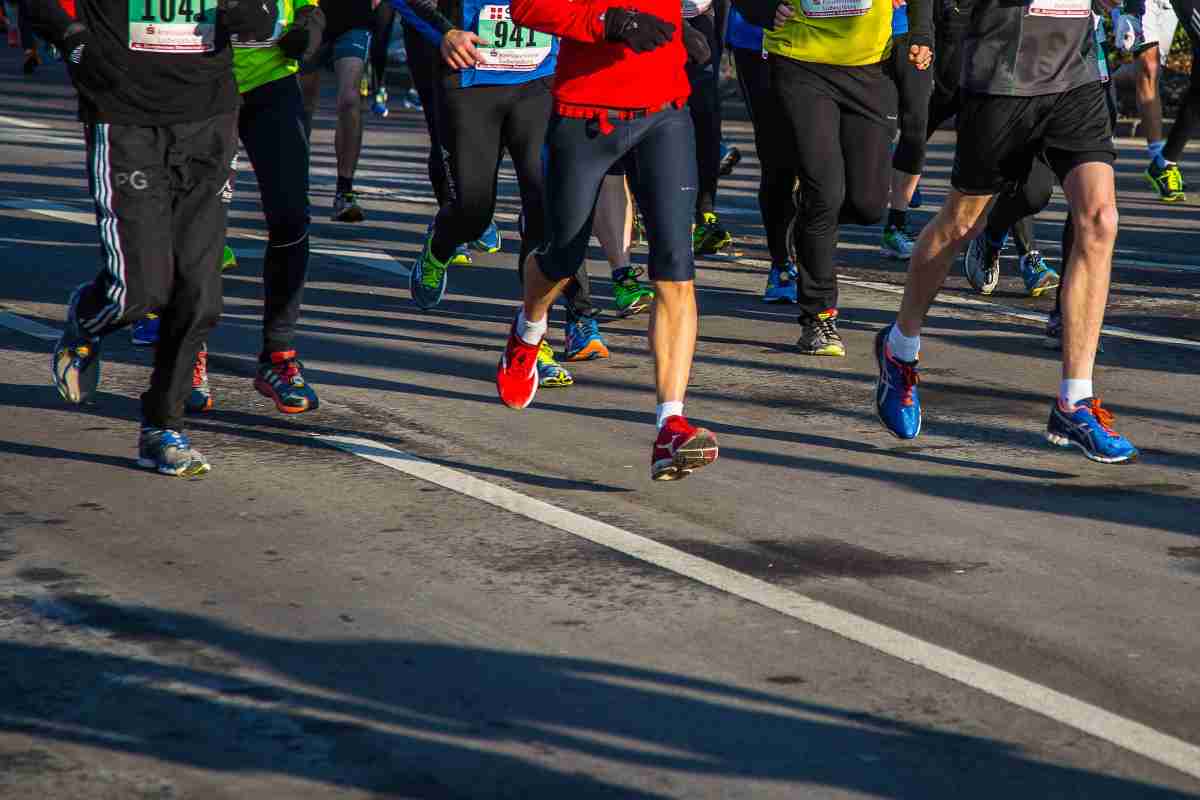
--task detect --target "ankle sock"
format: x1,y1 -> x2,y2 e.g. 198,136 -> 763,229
516,310 -> 547,346
1148,140 -> 1166,164
336,176 -> 353,194
656,401 -> 683,430
1060,379 -> 1093,408
887,324 -> 921,362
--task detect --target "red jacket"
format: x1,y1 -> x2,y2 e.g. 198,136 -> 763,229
510,0 -> 689,113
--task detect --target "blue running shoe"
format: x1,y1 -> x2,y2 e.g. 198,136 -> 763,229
472,220 -> 502,253
130,314 -> 159,347
563,316 -> 610,362
52,284 -> 102,404
410,230 -> 450,310
1019,251 -> 1060,298
874,325 -> 921,439
137,425 -> 211,477
910,182 -> 923,209
1046,397 -> 1138,464
763,261 -> 798,304
371,87 -> 389,118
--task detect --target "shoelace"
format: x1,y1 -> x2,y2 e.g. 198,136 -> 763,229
891,356 -> 920,407
271,357 -> 303,385
579,317 -> 601,339
421,253 -> 446,290
1087,398 -> 1118,436
814,314 -> 839,341
192,350 -> 207,387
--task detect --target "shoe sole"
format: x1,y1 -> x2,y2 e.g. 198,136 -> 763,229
1145,174 -> 1186,203
1027,279 -> 1059,299
796,345 -> 846,357
137,456 -> 212,478
254,378 -> 318,414
880,247 -> 912,261
652,429 -> 719,481
563,341 -> 610,362
617,298 -> 653,318
1045,430 -> 1138,464
539,376 -> 574,388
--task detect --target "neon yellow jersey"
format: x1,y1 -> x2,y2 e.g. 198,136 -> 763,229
233,0 -> 317,94
764,0 -> 893,67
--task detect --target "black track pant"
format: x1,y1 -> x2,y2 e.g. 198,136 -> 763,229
371,3 -> 395,93
1165,0 -> 1200,163
403,25 -> 450,206
891,32 -> 933,176
238,75 -> 311,358
734,45 -> 798,265
76,113 -> 235,430
685,5 -> 724,220
773,56 -> 894,317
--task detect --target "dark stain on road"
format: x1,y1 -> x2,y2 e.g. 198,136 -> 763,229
665,538 -> 987,581
1168,546 -> 1200,559
765,675 -> 806,685
16,566 -> 79,584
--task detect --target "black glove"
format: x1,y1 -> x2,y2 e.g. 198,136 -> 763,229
603,7 -> 676,53
219,0 -> 279,42
682,20 -> 710,64
61,24 -> 122,92
278,4 -> 325,60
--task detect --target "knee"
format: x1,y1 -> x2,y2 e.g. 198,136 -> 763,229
841,196 -> 885,227
266,208 -> 310,244
802,184 -> 846,221
1072,202 -> 1119,245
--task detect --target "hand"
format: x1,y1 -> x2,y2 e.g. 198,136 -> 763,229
908,43 -> 932,70
773,2 -> 795,28
441,29 -> 483,69
603,8 -> 676,53
892,0 -> 906,9
219,0 -> 279,41
1115,14 -> 1143,52
683,21 -> 711,64
61,24 -> 122,92
278,5 -> 325,60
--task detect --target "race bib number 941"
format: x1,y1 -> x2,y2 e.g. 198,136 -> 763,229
128,0 -> 216,53
474,4 -> 552,71
799,0 -> 872,18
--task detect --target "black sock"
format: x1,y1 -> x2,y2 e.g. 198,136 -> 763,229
612,265 -> 633,283
337,176 -> 353,194
887,208 -> 907,231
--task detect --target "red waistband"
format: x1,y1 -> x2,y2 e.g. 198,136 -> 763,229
554,97 -> 688,135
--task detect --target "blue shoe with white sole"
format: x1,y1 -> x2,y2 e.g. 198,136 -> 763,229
874,325 -> 921,440
1045,398 -> 1138,464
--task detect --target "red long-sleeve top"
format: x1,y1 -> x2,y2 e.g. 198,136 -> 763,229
510,0 -> 689,113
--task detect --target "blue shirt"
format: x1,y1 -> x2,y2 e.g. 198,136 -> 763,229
726,7 -> 764,52
893,5 -> 909,36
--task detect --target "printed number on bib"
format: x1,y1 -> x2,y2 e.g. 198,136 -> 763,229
1028,0 -> 1091,18
799,0 -> 872,19
129,0 -> 216,52
475,4 -> 551,71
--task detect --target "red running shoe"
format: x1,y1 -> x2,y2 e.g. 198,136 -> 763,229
254,350 -> 320,414
496,316 -> 540,409
651,415 -> 718,481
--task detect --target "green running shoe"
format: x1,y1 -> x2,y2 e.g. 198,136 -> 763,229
1146,161 -> 1186,203
221,244 -> 237,273
537,341 -> 574,388
692,211 -> 732,256
612,266 -> 654,317
410,231 -> 449,310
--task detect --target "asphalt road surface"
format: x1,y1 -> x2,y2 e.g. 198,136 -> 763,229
1,50 -> 1198,800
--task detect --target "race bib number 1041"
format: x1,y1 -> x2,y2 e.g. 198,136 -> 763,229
128,0 -> 216,53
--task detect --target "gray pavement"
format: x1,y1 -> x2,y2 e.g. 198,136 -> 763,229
1,51 -> 1198,799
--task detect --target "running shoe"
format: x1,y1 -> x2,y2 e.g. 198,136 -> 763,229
221,244 -> 238,272
411,231 -> 449,310
185,344 -> 213,414
796,309 -> 845,357
402,88 -> 423,111
763,262 -> 798,304
651,415 -> 718,481
52,285 -> 102,405
963,232 -> 1001,295
137,426 -> 211,478
874,324 -> 921,440
372,86 -> 389,118
1019,251 -> 1060,298
448,244 -> 472,266
719,143 -> 742,177
537,341 -> 574,388
130,314 -> 159,347
254,350 -> 319,414
496,316 -> 540,409
22,47 -> 37,74
1045,397 -> 1138,464
692,212 -> 733,256
1146,161 -> 1186,203
472,219 -> 502,253
359,75 -> 370,98
881,225 -> 915,260
613,266 -> 654,317
332,191 -> 365,222
909,182 -> 923,209
563,316 -> 610,361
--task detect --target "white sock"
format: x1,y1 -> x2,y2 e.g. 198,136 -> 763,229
516,310 -> 547,346
887,324 -> 920,363
1060,379 -> 1093,408
656,401 -> 684,430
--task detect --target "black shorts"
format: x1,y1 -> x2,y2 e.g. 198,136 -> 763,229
952,81 -> 1116,196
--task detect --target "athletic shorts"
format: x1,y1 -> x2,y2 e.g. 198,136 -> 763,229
952,81 -> 1116,196
300,28 -> 372,74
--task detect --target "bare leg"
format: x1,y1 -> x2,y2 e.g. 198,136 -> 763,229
896,190 -> 994,336
1058,162 -> 1118,382
1135,46 -> 1164,146
592,174 -> 633,269
298,71 -> 320,137
648,280 -> 698,405
889,170 -> 921,212
522,252 -> 572,324
333,57 -> 365,182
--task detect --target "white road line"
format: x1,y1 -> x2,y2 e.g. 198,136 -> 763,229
0,198 -> 95,226
232,245 -> 412,278
0,115 -> 50,129
318,433 -> 1200,782
0,311 -> 60,340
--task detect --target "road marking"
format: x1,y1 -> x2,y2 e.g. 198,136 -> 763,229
0,198 -> 95,226
319,433 -> 1200,782
232,245 -> 411,278
0,311 -> 60,341
0,115 -> 50,129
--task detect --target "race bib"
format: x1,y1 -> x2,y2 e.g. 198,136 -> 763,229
1028,0 -> 1091,17
474,4 -> 552,71
128,0 -> 216,52
799,0 -> 872,19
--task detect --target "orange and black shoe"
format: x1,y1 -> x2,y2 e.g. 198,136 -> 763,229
185,344 -> 213,414
254,350 -> 319,414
